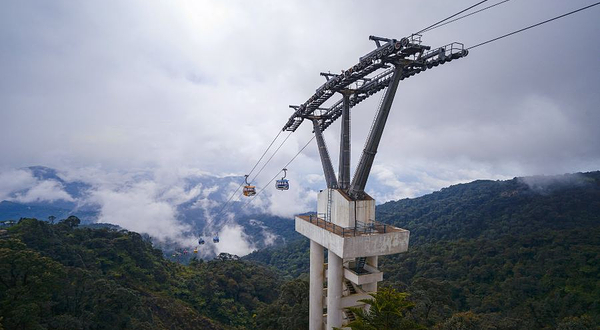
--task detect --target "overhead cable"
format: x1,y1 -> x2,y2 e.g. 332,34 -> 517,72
242,136 -> 316,209
212,129 -> 284,223
469,1 -> 600,50
415,0 -> 489,35
421,0 -> 511,33
247,130 -> 283,177
249,131 -> 293,184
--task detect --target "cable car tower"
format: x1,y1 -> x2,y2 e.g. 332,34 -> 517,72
284,35 -> 468,330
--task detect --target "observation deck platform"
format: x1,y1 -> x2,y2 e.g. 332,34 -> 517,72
295,215 -> 409,259
297,215 -> 403,237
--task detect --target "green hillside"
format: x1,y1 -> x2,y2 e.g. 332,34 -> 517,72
2,171 -> 599,329
246,172 -> 600,329
0,217 -> 308,330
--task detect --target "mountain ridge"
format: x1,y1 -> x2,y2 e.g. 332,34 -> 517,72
245,170 -> 600,329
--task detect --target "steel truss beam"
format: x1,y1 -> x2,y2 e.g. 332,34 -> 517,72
285,35 -> 468,198
283,36 -> 468,133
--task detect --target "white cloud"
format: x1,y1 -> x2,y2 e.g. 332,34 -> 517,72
0,0 -> 599,247
12,180 -> 74,204
90,179 -> 195,242
0,169 -> 37,200
214,224 -> 256,256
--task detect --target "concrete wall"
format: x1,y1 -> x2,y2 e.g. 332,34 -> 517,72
355,198 -> 375,223
317,190 -> 328,218
318,189 -> 355,227
317,189 -> 376,228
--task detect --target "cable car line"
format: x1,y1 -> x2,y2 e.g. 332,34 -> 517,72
241,136 -> 316,209
212,181 -> 245,224
468,1 -> 600,50
415,0 -> 489,35
208,0 -> 599,240
249,131 -> 293,184
210,129 -> 286,224
208,134 -> 314,235
247,130 -> 284,178
420,0 -> 511,33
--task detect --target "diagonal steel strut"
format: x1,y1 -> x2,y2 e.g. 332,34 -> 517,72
349,64 -> 403,199
313,119 -> 338,189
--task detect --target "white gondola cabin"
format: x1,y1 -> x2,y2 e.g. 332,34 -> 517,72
275,168 -> 290,190
276,179 -> 289,190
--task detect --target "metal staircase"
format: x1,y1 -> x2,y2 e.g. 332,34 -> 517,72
345,279 -> 357,295
355,257 -> 367,272
344,309 -> 357,322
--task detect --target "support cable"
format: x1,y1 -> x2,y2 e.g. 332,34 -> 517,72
247,130 -> 284,177
249,131 -> 293,184
210,129 -> 284,227
242,136 -> 316,209
415,0 -> 489,35
468,1 -> 600,50
420,0 -> 511,33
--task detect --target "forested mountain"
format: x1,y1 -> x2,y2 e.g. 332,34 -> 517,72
2,172 -> 598,329
0,218 -> 308,330
246,171 -> 600,329
0,166 -> 295,260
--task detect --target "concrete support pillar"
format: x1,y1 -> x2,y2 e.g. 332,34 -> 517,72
327,250 -> 343,330
362,256 -> 379,292
310,240 -> 324,330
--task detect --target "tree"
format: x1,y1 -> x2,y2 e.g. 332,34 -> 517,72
48,215 -> 56,224
433,312 -> 482,330
343,288 -> 425,330
255,279 -> 309,330
61,215 -> 80,228
557,316 -> 599,330
0,239 -> 65,329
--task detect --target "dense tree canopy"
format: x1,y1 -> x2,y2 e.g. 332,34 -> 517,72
247,172 -> 600,329
1,171 -> 599,329
0,217 -> 286,330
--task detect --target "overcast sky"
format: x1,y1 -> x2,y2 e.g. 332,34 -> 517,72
1,0 -> 599,202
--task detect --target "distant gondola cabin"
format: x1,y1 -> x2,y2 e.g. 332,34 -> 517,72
243,185 -> 256,196
276,179 -> 289,190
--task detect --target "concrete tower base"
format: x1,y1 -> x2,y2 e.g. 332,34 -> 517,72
297,189 -> 410,330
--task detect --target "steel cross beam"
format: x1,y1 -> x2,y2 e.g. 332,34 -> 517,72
284,35 -> 468,198
282,36 -> 468,133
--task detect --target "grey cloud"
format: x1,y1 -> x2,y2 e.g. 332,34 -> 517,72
1,0 -> 598,210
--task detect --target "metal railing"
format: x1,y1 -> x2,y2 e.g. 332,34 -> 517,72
305,214 -> 389,237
